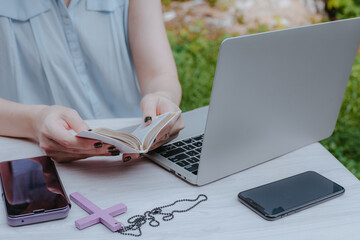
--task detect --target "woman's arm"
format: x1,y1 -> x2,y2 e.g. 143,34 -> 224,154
128,0 -> 181,105
0,98 -> 115,162
128,0 -> 184,146
0,98 -> 44,139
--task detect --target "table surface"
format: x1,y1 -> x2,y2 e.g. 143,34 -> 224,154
0,117 -> 359,240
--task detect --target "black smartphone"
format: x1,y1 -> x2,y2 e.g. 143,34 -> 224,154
0,156 -> 71,226
238,171 -> 345,220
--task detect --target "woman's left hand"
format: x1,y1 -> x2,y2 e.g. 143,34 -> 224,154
140,92 -> 185,150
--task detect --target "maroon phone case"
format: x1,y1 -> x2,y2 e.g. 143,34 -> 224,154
0,156 -> 71,226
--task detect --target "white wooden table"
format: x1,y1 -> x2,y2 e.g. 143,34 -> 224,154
0,117 -> 359,240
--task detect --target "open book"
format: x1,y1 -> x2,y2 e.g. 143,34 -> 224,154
77,111 -> 181,154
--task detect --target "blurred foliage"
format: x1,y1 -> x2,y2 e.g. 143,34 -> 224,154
168,22 -> 229,111
321,56 -> 360,179
162,0 -> 218,6
168,21 -> 360,179
327,0 -> 360,19
207,0 -> 218,7
318,0 -> 360,178
247,24 -> 269,34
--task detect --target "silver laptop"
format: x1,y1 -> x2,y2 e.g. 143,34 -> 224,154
145,17 -> 360,186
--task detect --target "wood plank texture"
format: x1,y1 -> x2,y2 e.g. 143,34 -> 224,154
0,118 -> 358,240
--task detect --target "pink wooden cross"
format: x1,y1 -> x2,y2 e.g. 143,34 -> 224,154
70,192 -> 127,232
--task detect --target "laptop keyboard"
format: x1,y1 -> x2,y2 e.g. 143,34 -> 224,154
153,134 -> 204,175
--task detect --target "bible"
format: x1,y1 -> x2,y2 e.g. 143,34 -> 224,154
77,111 -> 181,154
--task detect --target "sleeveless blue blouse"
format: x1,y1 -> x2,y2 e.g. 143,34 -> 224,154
0,0 -> 142,119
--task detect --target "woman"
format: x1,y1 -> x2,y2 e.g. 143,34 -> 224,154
0,0 -> 184,162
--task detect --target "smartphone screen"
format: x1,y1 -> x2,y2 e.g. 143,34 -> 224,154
0,156 -> 69,220
238,171 -> 344,220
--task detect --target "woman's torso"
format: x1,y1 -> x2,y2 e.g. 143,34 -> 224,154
0,0 -> 142,119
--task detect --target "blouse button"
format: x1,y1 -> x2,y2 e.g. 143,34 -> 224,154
74,52 -> 81,58
64,17 -> 71,24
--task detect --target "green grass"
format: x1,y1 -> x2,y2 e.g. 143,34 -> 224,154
168,26 -> 360,179
321,56 -> 360,178
168,26 -> 226,111
327,0 -> 360,19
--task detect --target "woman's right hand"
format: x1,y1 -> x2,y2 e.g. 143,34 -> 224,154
32,105 -> 119,163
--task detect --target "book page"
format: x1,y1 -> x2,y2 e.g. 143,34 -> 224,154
77,130 -> 139,153
92,128 -> 141,150
77,111 -> 181,154
142,112 -> 180,150
132,111 -> 181,151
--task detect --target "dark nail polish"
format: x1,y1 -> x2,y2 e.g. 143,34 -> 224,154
108,146 -> 116,151
110,150 -> 120,156
93,142 -> 103,148
123,156 -> 132,162
144,116 -> 152,123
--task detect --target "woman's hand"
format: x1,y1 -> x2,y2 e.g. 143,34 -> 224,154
140,92 -> 185,150
129,1 -> 184,155
32,105 -> 120,163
